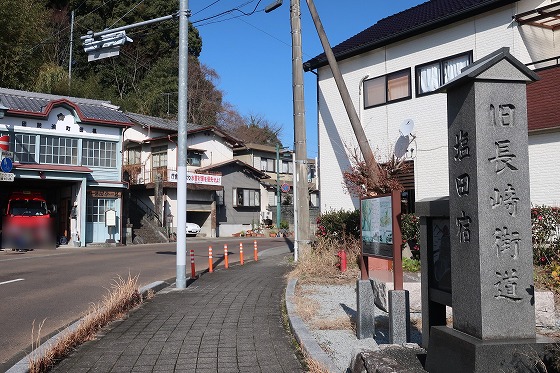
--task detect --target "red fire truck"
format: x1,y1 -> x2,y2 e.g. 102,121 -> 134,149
2,191 -> 55,251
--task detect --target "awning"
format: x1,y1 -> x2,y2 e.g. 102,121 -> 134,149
515,3 -> 560,30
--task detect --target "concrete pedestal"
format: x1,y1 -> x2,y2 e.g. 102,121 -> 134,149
425,326 -> 556,373
389,290 -> 410,344
356,279 -> 375,339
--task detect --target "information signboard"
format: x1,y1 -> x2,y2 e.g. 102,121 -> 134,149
361,195 -> 393,258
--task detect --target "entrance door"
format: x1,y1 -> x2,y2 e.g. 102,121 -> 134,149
59,198 -> 69,242
86,198 -> 119,243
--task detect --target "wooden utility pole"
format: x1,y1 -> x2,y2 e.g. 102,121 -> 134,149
305,0 -> 379,183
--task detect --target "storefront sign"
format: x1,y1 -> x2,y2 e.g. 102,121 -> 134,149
106,209 -> 117,227
88,190 -> 122,198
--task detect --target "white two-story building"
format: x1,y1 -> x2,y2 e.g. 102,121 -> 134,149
304,0 -> 560,211
0,88 -> 131,246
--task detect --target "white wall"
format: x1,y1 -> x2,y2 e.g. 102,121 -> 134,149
317,0 -> 557,212
188,132 -> 233,169
529,132 -> 560,206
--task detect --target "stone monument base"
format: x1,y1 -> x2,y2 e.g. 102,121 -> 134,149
426,326 -> 557,373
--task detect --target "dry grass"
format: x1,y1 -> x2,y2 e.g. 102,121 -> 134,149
28,274 -> 142,373
312,316 -> 355,332
293,293 -> 320,322
288,236 -> 361,284
305,355 -> 331,373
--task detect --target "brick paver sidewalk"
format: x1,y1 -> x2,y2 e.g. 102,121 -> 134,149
52,252 -> 303,373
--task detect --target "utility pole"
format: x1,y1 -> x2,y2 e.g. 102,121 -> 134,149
68,10 -> 74,87
276,143 -> 281,229
290,0 -> 310,252
305,0 -> 379,184
176,0 -> 189,288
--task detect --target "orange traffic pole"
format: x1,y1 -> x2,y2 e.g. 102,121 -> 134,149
253,240 -> 258,261
190,249 -> 196,278
239,242 -> 244,265
208,246 -> 213,273
224,244 -> 229,269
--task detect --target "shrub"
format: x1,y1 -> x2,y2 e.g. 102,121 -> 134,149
316,209 -> 360,240
531,205 -> 560,265
402,257 -> 421,272
401,213 -> 420,259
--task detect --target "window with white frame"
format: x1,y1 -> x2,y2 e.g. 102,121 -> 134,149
82,140 -> 117,168
86,198 -> 116,223
151,146 -> 167,168
232,188 -> 260,207
281,160 -> 293,174
40,136 -> 78,165
124,147 -> 141,165
187,151 -> 201,166
416,52 -> 472,96
260,158 -> 275,172
363,69 -> 411,108
14,133 -> 37,163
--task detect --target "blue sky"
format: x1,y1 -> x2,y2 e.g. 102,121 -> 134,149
191,1 -> 425,157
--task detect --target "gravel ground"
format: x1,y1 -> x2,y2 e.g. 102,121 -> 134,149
297,283 -> 423,372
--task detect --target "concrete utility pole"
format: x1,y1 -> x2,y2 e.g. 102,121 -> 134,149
276,144 -> 281,228
290,0 -> 310,251
305,0 -> 379,184
69,10 -> 74,87
176,0 -> 189,288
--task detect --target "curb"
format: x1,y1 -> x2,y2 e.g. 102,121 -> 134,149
6,280 -> 172,373
285,278 -> 340,373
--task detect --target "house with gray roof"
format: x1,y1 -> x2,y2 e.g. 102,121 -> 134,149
122,112 -> 243,239
0,87 -> 132,247
304,0 -> 560,212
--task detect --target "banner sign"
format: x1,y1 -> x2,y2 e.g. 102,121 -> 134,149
169,171 -> 222,186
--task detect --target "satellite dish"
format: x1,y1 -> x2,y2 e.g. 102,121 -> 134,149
394,135 -> 409,159
400,119 -> 415,136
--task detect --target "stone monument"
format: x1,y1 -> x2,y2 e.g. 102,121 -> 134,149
425,48 -> 555,372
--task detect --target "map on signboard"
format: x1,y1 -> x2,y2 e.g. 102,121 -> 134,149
361,195 -> 393,258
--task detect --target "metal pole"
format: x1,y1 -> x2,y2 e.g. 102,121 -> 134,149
290,0 -> 310,253
176,0 -> 189,288
293,151 -> 298,261
80,14 -> 176,40
276,144 -> 281,229
305,0 -> 379,184
68,10 -> 74,87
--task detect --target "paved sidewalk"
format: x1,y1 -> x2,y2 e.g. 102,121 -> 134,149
51,251 -> 303,373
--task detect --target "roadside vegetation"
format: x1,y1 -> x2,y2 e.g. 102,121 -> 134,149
28,274 -> 144,373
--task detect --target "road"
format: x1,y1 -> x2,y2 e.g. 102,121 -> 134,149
0,237 -> 293,372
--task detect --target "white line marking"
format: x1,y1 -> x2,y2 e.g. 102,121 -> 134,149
0,278 -> 24,285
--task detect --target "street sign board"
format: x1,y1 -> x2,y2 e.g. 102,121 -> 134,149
281,183 -> 290,193
0,172 -> 15,182
1,150 -> 13,158
1,157 -> 13,173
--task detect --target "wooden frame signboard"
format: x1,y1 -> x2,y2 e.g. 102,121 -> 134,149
360,190 -> 403,290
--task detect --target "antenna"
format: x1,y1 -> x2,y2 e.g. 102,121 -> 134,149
400,119 -> 414,136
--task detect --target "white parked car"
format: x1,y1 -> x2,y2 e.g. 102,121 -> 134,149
186,222 -> 201,236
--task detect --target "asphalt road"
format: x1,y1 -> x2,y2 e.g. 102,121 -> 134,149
0,237 -> 294,372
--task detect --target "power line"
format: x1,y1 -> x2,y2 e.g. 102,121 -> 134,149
108,0 -> 147,29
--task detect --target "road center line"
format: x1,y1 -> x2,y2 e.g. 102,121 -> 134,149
0,278 -> 24,286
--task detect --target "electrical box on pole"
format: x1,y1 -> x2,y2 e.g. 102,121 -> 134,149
82,31 -> 133,62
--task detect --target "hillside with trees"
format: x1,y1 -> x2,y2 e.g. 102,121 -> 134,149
0,0 -> 282,145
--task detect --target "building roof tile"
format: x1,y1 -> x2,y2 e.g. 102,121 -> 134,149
0,87 -> 132,125
304,0 -> 518,71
